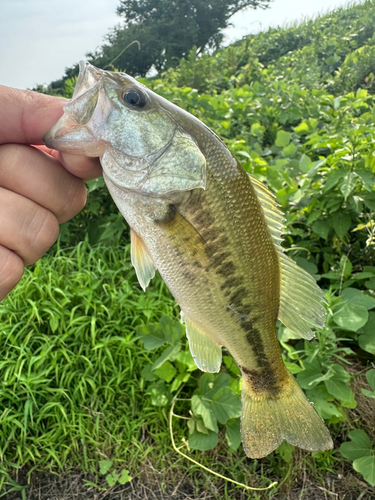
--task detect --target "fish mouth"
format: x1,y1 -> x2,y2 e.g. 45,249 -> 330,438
43,62 -> 112,155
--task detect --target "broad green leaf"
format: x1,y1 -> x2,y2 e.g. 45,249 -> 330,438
312,219 -> 331,240
189,430 -> 218,451
226,418 -> 241,451
106,471 -> 119,487
275,442 -> 295,463
118,470 -> 132,485
332,303 -> 368,332
147,382 -> 170,407
366,369 -> 375,392
275,130 -> 291,147
324,378 -> 354,404
200,373 -> 231,398
99,460 -> 112,475
341,288 -> 375,311
170,372 -> 190,392
141,364 -> 157,381
152,344 -> 180,370
297,358 -> 326,390
153,361 -> 177,383
299,154 -> 311,173
331,212 -> 352,239
353,456 -> 375,487
305,387 -> 342,420
339,172 -> 356,200
340,430 -> 372,461
358,312 -> 375,354
210,387 -> 241,424
324,170 -> 344,191
361,389 -> 375,399
176,350 -> 197,372
160,315 -> 184,344
223,356 -> 241,376
191,394 -> 218,432
137,323 -> 166,350
356,171 -> 375,192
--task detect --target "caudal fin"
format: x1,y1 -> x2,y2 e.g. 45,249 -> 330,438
241,372 -> 333,458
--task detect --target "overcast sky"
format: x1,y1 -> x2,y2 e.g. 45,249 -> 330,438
0,0 -> 364,90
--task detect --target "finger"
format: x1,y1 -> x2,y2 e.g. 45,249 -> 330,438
0,85 -> 67,146
0,144 -> 87,223
0,246 -> 24,302
33,146 -> 102,181
0,187 -> 59,266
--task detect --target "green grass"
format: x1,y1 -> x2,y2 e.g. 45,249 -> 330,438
0,243 -> 178,478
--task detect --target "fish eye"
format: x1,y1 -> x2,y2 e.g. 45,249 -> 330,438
121,88 -> 146,107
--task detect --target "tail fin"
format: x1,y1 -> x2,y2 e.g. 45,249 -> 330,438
241,372 -> 333,458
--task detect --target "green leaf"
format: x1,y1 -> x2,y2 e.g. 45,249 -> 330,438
147,381 -> 170,407
225,418 -> 241,451
210,387 -> 241,424
331,212 -> 352,239
223,356 -> 241,376
189,430 -> 218,451
141,364 -> 157,381
324,378 -> 353,404
275,130 -> 291,147
297,358 -> 325,390
332,303 -> 368,332
358,312 -> 375,354
153,361 -> 177,383
366,370 -> 375,392
176,350 -> 197,372
191,394 -> 218,432
299,154 -> 311,173
275,442 -> 295,463
99,460 -> 112,475
356,171 -> 375,192
340,429 -> 372,461
353,456 -> 375,487
305,387 -> 343,420
106,471 -> 119,487
160,315 -> 185,344
49,316 -> 59,333
137,323 -> 166,350
341,288 -> 375,311
118,470 -> 132,485
339,172 -> 357,200
170,371 -> 190,392
152,344 -> 180,370
312,219 -> 331,240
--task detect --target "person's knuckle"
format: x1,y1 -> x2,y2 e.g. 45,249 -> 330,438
59,179 -> 87,222
0,248 -> 24,290
27,209 -> 59,257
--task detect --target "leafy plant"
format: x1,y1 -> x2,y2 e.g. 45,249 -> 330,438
340,430 -> 375,486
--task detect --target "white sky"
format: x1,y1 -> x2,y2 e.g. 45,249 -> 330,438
0,0 -> 364,90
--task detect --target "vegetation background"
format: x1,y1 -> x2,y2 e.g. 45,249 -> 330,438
1,0 -> 375,498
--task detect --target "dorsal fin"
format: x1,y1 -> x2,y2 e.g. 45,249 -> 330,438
130,228 -> 157,291
248,174 -> 326,339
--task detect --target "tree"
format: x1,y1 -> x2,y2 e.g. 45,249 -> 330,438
96,0 -> 270,76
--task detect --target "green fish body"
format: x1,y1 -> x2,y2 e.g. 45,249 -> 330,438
45,62 -> 333,458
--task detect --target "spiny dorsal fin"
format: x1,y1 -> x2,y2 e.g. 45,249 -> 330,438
181,313 -> 222,373
130,228 -> 157,291
248,174 -> 326,339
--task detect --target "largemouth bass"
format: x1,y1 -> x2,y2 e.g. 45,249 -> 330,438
44,62 -> 333,458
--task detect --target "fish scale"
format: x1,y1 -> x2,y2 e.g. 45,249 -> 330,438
44,61 -> 333,459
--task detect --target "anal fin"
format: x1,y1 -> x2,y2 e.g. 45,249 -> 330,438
130,228 -> 157,291
182,314 -> 222,373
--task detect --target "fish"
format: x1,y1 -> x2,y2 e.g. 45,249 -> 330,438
44,61 -> 333,458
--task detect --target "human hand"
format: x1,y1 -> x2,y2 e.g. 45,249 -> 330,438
0,85 -> 102,301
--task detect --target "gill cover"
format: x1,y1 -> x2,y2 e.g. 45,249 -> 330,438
44,61 -> 206,196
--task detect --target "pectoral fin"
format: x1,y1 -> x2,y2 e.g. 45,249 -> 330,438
182,314 -> 222,373
130,228 -> 157,291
